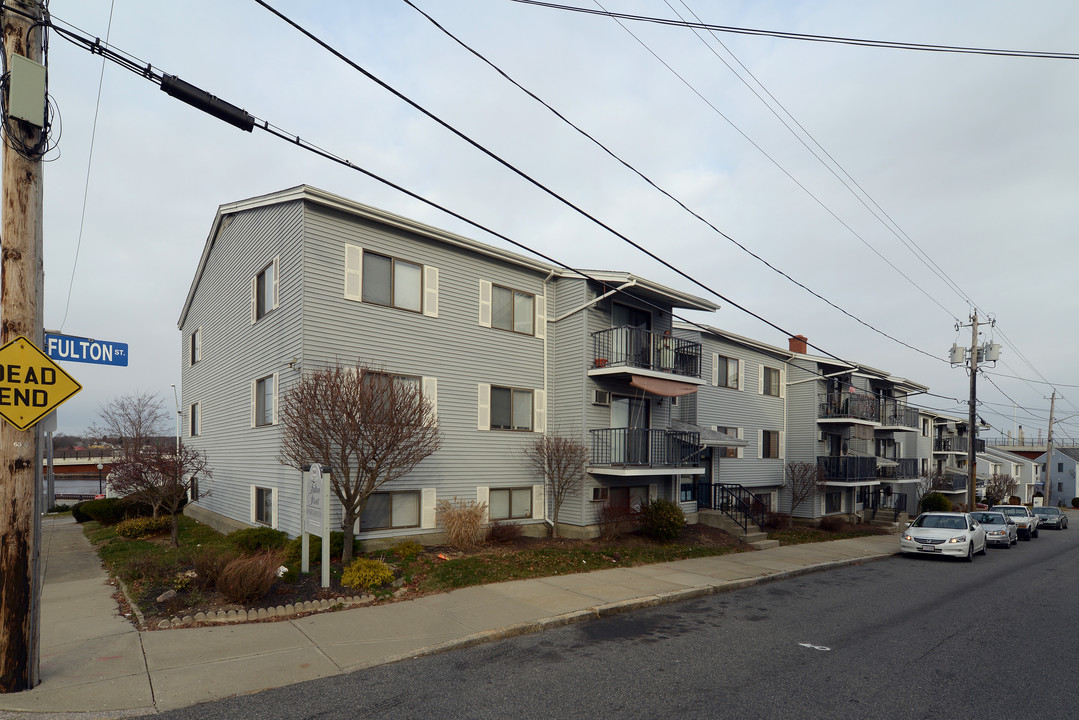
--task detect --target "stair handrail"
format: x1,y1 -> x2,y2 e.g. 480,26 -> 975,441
714,483 -> 767,533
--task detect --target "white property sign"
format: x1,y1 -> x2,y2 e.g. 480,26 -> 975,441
301,463 -> 331,587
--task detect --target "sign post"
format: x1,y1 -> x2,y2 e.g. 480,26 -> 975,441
301,463 -> 331,588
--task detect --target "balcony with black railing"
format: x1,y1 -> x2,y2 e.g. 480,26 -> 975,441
877,458 -> 919,479
933,437 -> 986,454
818,393 -> 881,424
590,427 -> 700,468
592,326 -> 702,379
818,455 -> 878,483
879,400 -> 919,430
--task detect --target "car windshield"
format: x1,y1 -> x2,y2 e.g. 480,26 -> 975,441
1035,508 -> 1060,516
913,515 -> 967,530
972,513 -> 1004,524
997,507 -> 1024,516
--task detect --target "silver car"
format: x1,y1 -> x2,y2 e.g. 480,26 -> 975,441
970,511 -> 1017,547
1032,506 -> 1069,530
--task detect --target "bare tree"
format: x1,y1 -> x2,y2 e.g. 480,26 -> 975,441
523,434 -> 588,538
784,461 -> 826,525
983,473 -> 1018,506
278,363 -> 441,563
108,444 -> 211,546
915,470 -> 949,511
87,390 -> 168,454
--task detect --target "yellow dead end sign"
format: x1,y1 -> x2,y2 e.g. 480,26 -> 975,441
0,335 -> 82,431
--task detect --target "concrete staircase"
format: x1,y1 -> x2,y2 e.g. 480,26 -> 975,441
697,509 -> 779,550
869,506 -> 908,532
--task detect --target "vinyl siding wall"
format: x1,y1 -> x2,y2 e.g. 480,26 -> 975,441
181,201 -> 305,532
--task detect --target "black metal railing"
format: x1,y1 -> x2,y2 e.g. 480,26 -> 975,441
876,458 -> 919,479
712,483 -> 767,533
880,401 -> 919,429
868,489 -> 907,518
590,427 -> 700,468
818,455 -> 877,482
50,448 -> 119,461
592,326 -> 702,378
818,393 -> 881,423
933,437 -> 986,454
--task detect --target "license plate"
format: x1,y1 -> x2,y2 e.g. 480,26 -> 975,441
920,545 -> 940,552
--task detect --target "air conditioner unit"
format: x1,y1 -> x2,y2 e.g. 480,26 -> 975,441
818,430 -> 827,442
592,390 -> 610,406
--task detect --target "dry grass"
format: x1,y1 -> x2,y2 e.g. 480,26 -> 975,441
216,551 -> 285,604
437,498 -> 488,550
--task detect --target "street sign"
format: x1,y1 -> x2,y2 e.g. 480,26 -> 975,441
0,336 -> 82,431
44,332 -> 128,366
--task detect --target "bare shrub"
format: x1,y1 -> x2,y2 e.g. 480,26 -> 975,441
437,498 -> 488,550
597,503 -> 638,540
486,520 -> 523,544
764,511 -> 790,530
818,516 -> 846,532
192,546 -> 241,591
216,551 -> 283,604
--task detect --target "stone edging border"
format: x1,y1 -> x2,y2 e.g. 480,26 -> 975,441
115,576 -> 388,630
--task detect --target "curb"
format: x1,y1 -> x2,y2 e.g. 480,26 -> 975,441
366,551 -> 898,669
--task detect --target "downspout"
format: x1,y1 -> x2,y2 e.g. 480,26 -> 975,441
542,270 -> 554,528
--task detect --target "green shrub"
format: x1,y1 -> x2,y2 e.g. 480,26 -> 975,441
215,551 -> 283,604
227,526 -> 289,554
340,557 -> 394,591
920,492 -> 952,513
639,498 -> 686,542
192,546 -> 241,591
284,532 -> 359,566
114,516 -> 171,539
391,539 -> 424,560
48,503 -> 72,514
71,502 -> 92,523
79,497 -> 131,525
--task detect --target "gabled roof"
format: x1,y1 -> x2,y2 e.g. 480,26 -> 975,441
179,185 -> 717,328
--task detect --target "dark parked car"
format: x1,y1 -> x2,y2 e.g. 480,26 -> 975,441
1032,506 -> 1069,530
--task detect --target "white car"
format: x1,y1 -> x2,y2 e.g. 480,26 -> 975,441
901,512 -> 988,561
990,505 -> 1039,540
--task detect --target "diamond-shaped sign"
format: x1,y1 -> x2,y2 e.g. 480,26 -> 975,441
0,335 -> 82,431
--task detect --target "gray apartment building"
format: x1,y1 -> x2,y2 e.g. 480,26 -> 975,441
178,185 -> 725,542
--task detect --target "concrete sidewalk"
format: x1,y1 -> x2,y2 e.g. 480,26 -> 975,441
0,515 -> 899,717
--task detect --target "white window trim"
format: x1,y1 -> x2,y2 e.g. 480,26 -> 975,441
712,353 -> 741,390
251,373 -> 279,427
250,485 -> 277,527
251,257 -> 280,323
535,294 -> 546,340
421,488 -> 437,529
477,383 -> 490,430
344,244 -> 363,301
478,280 -> 492,327
476,486 -> 490,521
534,389 -> 547,434
423,266 -> 439,318
189,401 -> 201,437
422,376 -> 438,421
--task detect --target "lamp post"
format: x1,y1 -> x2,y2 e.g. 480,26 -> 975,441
96,463 -> 103,496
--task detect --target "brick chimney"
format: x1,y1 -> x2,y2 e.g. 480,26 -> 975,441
789,335 -> 808,354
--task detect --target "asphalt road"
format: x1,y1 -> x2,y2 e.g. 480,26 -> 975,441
141,527 -> 1078,720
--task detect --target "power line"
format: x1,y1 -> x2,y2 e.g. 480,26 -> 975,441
509,1 -> 1079,60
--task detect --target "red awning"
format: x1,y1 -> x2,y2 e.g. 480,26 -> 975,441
629,375 -> 698,398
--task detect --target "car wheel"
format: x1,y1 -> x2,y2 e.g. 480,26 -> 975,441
1021,530 -> 1030,541
965,542 -> 974,562
1033,527 -> 1039,538
978,538 -> 987,555
1011,535 -> 1018,545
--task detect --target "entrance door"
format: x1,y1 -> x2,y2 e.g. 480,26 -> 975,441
611,396 -> 650,465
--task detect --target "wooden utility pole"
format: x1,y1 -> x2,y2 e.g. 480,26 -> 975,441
1044,391 -> 1055,508
0,0 -> 45,693
966,312 -> 979,511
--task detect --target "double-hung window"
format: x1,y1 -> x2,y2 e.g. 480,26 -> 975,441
715,426 -> 741,458
253,374 -> 276,427
363,251 -> 422,312
490,387 -> 533,431
761,430 -> 781,459
361,491 -> 421,529
762,367 -> 781,397
252,258 -> 279,322
189,402 -> 201,437
190,328 -> 201,365
489,487 -> 533,519
491,285 -> 534,335
714,354 -> 739,389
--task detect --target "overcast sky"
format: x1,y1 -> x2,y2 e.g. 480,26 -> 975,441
35,0 -> 1079,441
